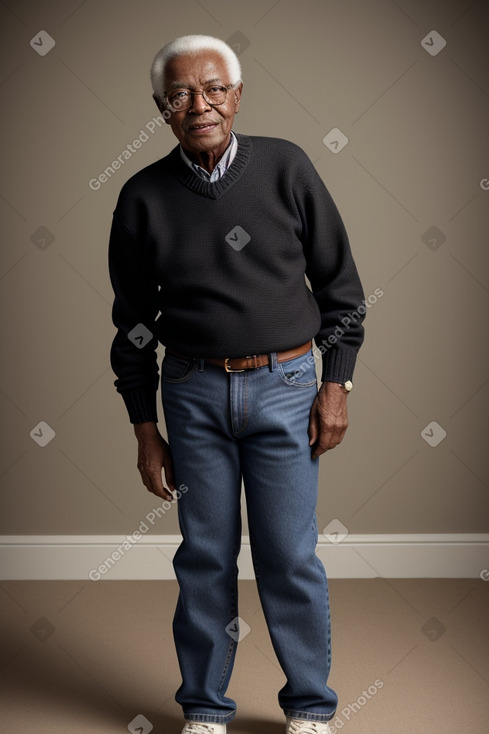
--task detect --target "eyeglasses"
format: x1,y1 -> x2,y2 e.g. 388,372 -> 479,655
164,83 -> 237,111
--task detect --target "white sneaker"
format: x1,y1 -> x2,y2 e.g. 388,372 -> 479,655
286,717 -> 332,734
181,723 -> 227,734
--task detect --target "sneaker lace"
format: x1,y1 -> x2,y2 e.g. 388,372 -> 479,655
185,725 -> 217,734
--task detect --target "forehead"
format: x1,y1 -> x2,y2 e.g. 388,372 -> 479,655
164,51 -> 230,89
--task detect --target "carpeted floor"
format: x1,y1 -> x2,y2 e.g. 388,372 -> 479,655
1,579 -> 488,733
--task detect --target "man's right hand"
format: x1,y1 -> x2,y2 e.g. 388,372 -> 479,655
133,422 -> 176,501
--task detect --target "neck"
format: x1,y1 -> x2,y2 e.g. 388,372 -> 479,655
182,133 -> 231,173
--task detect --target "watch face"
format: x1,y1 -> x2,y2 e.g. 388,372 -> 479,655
344,380 -> 353,392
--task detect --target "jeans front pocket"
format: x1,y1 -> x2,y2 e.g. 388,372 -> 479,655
277,349 -> 318,388
161,353 -> 198,383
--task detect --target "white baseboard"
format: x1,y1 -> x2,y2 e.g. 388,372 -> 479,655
1,534 -> 488,580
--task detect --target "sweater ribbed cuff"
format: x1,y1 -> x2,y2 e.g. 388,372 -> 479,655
321,347 -> 358,384
121,389 -> 158,424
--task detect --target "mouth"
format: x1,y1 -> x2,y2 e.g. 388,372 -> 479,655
187,122 -> 219,134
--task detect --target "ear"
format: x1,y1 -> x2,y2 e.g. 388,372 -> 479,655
153,93 -> 171,124
233,82 -> 243,114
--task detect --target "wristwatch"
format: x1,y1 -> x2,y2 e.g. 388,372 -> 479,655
340,380 -> 353,392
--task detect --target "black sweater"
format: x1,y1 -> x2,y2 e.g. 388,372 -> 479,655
108,134 -> 365,423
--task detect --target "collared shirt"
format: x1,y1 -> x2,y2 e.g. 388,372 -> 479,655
179,131 -> 238,182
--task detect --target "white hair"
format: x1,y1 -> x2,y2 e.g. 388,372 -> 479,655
150,34 -> 242,102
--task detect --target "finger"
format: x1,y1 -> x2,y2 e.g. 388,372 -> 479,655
311,445 -> 322,459
308,422 -> 318,448
311,436 -> 331,459
162,455 -> 176,494
308,402 -> 319,446
311,426 -> 330,457
145,470 -> 173,501
336,424 -> 348,446
155,478 -> 174,501
311,423 -> 344,458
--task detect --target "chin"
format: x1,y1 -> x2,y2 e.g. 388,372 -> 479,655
185,133 -> 225,151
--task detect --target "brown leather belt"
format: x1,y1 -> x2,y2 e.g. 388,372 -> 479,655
168,340 -> 312,373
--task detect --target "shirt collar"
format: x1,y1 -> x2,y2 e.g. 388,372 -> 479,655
179,131 -> 238,183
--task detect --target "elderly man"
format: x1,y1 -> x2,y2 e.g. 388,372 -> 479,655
109,34 -> 364,734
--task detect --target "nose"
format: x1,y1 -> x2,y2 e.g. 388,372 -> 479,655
188,91 -> 211,113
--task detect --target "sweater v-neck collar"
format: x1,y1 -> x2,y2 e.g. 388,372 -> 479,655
164,133 -> 253,200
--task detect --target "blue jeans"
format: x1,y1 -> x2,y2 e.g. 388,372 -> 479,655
160,347 -> 338,724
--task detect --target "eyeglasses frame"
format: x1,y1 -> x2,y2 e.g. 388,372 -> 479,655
163,82 -> 239,113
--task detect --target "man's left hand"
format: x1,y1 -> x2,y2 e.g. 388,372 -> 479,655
308,381 -> 349,458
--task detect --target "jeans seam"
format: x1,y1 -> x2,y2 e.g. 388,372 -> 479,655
217,638 -> 236,698
230,373 -> 248,435
217,537 -> 240,700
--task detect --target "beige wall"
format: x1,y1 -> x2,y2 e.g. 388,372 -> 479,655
1,0 -> 488,539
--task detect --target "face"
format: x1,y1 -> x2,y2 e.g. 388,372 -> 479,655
158,51 -> 243,158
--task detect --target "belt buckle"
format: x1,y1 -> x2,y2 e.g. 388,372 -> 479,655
224,358 -> 245,373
